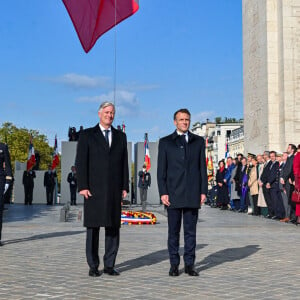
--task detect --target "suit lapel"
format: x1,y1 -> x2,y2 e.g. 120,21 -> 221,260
93,124 -> 109,152
110,126 -> 119,151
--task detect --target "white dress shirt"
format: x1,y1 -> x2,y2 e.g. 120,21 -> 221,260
99,124 -> 112,147
176,130 -> 189,143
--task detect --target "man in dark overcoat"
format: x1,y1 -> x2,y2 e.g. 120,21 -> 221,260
157,108 -> 208,277
0,142 -> 12,246
266,151 -> 284,219
76,101 -> 129,277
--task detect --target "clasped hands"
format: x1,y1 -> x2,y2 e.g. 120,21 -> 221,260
79,189 -> 127,199
161,194 -> 206,207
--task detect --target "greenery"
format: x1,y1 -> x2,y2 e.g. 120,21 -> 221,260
0,122 -> 61,185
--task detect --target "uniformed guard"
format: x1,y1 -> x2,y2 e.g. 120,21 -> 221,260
0,142 -> 13,246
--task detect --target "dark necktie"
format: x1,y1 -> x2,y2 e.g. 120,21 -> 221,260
104,130 -> 109,145
180,134 -> 187,145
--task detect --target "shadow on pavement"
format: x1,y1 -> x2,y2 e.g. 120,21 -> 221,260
116,243 -> 208,272
195,244 -> 261,272
3,204 -> 63,223
3,230 -> 85,246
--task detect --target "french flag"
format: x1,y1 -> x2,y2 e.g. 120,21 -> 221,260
27,137 -> 36,171
51,135 -> 60,170
144,133 -> 151,171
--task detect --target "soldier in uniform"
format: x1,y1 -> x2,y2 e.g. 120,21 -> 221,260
44,165 -> 57,205
22,169 -> 36,205
138,164 -> 151,211
0,142 -> 13,246
67,166 -> 77,205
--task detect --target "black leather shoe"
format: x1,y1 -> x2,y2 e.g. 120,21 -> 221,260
169,265 -> 179,276
104,268 -> 120,276
265,214 -> 272,219
0,241 -> 3,247
185,266 -> 199,276
89,269 -> 101,277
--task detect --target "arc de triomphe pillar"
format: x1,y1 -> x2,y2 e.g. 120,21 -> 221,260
243,0 -> 300,154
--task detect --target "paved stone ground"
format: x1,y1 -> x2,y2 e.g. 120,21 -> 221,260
1,203 -> 300,300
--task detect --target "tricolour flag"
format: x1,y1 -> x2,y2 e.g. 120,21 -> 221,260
144,133 -> 151,171
225,141 -> 230,159
62,0 -> 139,53
51,135 -> 60,170
27,136 -> 36,171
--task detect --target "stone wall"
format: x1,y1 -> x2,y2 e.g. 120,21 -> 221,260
243,0 -> 300,154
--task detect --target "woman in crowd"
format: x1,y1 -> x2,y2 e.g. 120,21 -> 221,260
216,160 -> 229,210
248,156 -> 259,215
292,144 -> 300,225
257,154 -> 268,216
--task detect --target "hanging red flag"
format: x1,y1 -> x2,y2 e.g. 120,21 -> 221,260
62,0 -> 139,53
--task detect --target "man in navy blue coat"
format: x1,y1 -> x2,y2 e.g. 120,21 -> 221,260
157,108 -> 208,277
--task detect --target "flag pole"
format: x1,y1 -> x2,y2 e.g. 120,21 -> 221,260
113,0 -> 117,105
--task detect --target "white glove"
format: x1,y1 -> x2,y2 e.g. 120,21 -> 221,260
4,183 -> 9,194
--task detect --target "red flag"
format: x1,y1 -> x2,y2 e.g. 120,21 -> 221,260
51,135 -> 60,170
62,0 -> 139,53
27,136 -> 36,171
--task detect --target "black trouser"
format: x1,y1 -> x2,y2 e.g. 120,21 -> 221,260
167,208 -> 198,267
24,185 -> 34,205
139,188 -> 147,211
70,186 -> 77,205
252,194 -> 260,215
270,188 -> 285,218
86,227 -> 120,270
263,186 -> 274,216
46,186 -> 54,205
0,176 -> 4,240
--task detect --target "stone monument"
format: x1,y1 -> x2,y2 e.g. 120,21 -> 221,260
243,0 -> 300,154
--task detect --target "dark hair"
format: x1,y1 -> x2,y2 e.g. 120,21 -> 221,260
289,144 -> 297,153
173,108 -> 191,120
218,160 -> 225,166
269,150 -> 276,156
298,144 -> 300,150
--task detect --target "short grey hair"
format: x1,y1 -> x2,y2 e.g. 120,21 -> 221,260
98,101 -> 115,112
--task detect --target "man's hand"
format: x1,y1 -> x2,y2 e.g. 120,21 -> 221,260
266,183 -> 271,189
280,178 -> 285,185
122,190 -> 127,199
161,195 -> 170,206
200,194 -> 206,205
79,189 -> 92,199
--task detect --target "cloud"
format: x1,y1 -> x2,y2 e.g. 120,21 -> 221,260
41,73 -> 111,88
76,90 -> 139,117
120,82 -> 160,91
191,111 -> 215,123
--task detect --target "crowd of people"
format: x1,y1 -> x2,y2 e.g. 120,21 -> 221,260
208,143 -> 300,225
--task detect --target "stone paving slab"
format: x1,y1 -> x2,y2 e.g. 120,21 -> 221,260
0,204 -> 299,299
